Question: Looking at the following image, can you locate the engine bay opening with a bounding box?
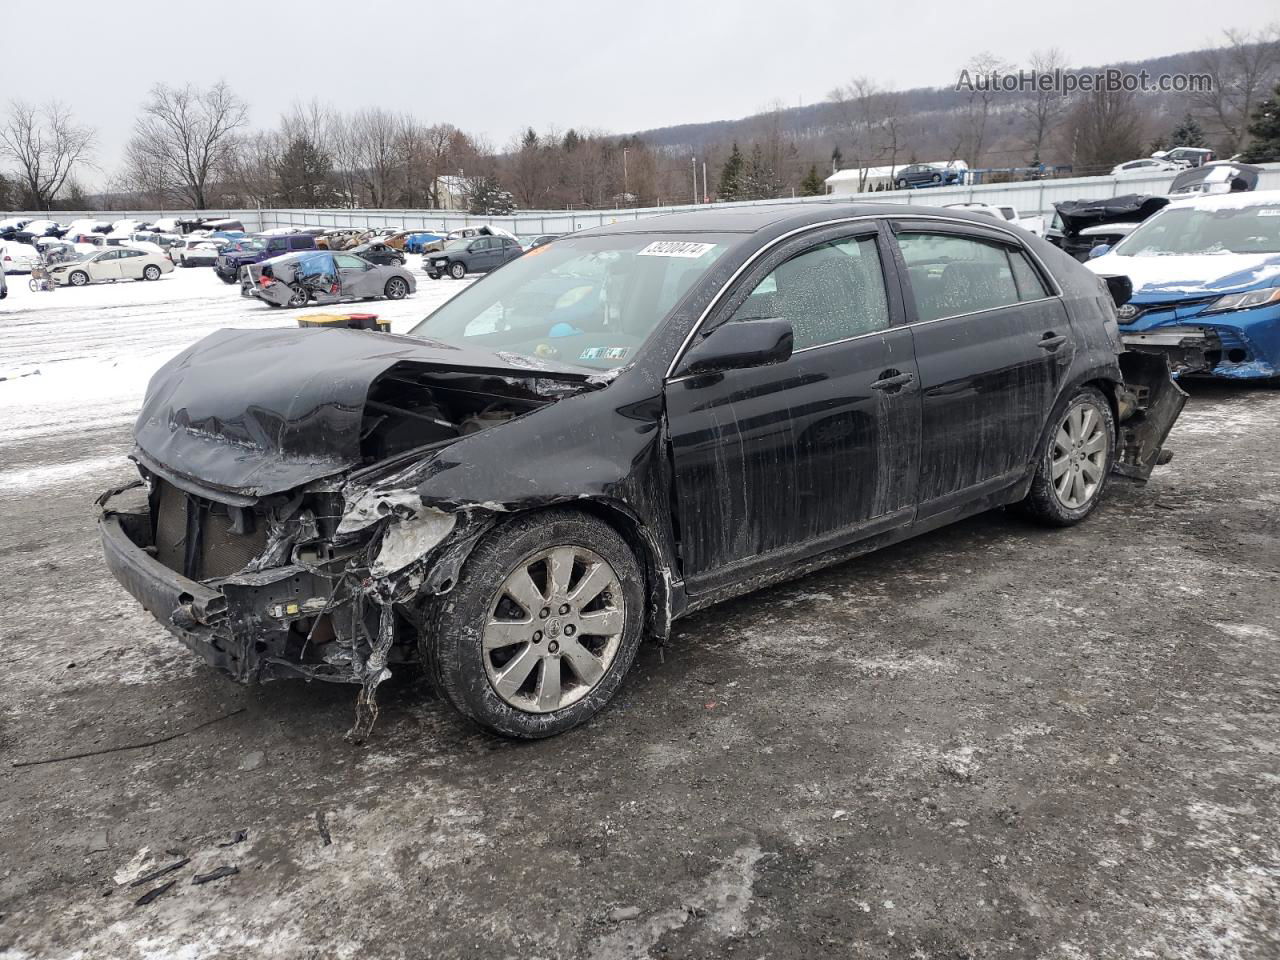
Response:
[359,363,556,462]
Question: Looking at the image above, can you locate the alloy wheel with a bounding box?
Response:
[483,546,625,713]
[1052,402,1108,509]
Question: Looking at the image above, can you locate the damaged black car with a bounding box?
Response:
[100,203,1185,739]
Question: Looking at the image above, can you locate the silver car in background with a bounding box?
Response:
[241,250,416,308]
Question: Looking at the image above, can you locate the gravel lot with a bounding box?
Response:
[1,266,1277,959]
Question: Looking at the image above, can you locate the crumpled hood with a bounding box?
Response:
[134,326,593,498]
[1087,252,1280,300]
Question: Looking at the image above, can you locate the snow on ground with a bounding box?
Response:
[0,263,470,485]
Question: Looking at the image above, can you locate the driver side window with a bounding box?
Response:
[727,235,891,350]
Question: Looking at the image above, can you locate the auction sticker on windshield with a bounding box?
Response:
[637,240,717,258]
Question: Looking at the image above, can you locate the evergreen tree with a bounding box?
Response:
[717,142,745,202]
[1243,82,1280,163]
[562,129,582,152]
[1167,113,1208,148]
[276,136,334,207]
[800,164,825,196]
[743,143,782,200]
[467,176,516,215]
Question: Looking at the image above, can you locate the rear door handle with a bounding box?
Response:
[1038,333,1068,351]
[872,370,914,393]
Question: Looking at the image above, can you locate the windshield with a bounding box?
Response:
[409,233,736,371]
[1114,204,1280,257]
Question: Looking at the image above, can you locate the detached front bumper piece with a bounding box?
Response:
[99,488,363,684]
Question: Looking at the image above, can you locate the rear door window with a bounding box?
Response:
[896,232,1026,322]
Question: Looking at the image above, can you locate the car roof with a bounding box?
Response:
[1163,188,1280,213]
[574,201,1017,237]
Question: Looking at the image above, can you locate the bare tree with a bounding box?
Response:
[828,77,886,189]
[1070,86,1146,172]
[349,108,399,207]
[127,81,248,208]
[0,100,95,208]
[958,52,1012,168]
[1190,26,1280,154]
[1020,48,1069,165]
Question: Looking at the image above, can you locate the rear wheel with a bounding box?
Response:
[424,510,645,738]
[449,261,466,280]
[1021,386,1115,526]
[287,283,308,308]
[143,264,161,281]
[384,276,408,300]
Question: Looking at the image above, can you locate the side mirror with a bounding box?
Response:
[674,317,794,378]
[1087,243,1111,259]
[1100,274,1133,308]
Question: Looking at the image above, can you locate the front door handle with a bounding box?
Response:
[871,370,914,393]
[1038,333,1068,352]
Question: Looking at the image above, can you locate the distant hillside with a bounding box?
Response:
[629,47,1218,157]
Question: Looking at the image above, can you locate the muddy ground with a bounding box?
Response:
[1,277,1278,958]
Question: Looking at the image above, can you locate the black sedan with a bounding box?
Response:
[349,241,406,267]
[425,234,523,279]
[98,203,1184,740]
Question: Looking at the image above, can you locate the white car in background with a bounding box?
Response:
[178,237,222,266]
[47,247,174,286]
[1,242,40,273]
[942,202,1045,237]
[1111,158,1180,177]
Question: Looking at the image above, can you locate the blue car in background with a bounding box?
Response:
[1087,191,1280,380]
[404,232,444,254]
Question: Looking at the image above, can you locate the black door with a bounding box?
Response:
[664,223,921,594]
[889,221,1073,519]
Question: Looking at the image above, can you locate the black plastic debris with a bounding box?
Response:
[192,865,239,885]
[129,858,190,888]
[134,879,177,907]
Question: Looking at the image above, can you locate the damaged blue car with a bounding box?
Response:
[1087,191,1280,379]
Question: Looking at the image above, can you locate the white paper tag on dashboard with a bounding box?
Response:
[637,241,716,258]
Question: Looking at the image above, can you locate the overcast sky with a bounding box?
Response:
[4,0,1278,186]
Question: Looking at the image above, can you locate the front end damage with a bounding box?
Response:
[100,325,603,738]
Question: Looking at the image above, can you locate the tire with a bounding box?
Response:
[427,272,441,280]
[384,276,408,300]
[931,173,942,183]
[1020,386,1116,527]
[897,179,908,189]
[69,270,89,287]
[217,271,236,284]
[143,264,161,281]
[424,509,646,739]
[287,283,308,308]
[449,261,466,280]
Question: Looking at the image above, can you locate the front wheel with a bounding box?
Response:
[69,270,89,287]
[1021,386,1115,526]
[931,173,942,183]
[217,271,236,284]
[424,510,645,738]
[449,261,466,280]
[426,271,441,280]
[384,276,408,300]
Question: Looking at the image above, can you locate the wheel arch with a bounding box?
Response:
[422,498,674,641]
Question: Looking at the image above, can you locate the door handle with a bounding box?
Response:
[1038,333,1068,351]
[871,370,914,393]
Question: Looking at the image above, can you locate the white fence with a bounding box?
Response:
[7,163,1279,238]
